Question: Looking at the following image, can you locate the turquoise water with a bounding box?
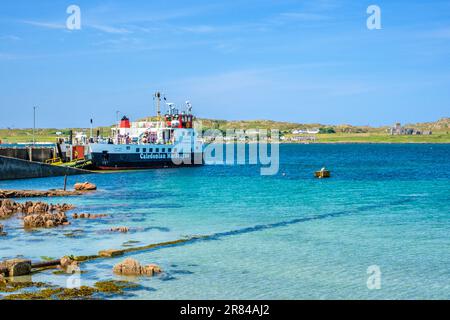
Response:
[1,144,449,299]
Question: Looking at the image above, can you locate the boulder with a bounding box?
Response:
[145,264,163,274]
[0,224,5,236]
[98,249,125,258]
[110,226,129,233]
[75,213,107,220]
[2,259,32,277]
[49,203,75,212]
[31,202,49,214]
[113,258,162,276]
[89,214,107,219]
[23,211,68,229]
[74,182,97,191]
[0,199,22,219]
[60,256,80,273]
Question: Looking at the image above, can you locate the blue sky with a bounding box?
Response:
[0,0,449,128]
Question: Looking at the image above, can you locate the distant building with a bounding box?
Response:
[291,129,319,134]
[289,135,317,142]
[390,123,403,135]
[390,123,431,136]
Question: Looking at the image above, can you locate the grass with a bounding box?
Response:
[0,127,110,144]
[312,132,450,143]
[1,121,449,144]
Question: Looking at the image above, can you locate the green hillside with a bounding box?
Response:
[1,118,449,144]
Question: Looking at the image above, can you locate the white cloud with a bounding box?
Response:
[179,25,218,34]
[89,24,132,34]
[278,12,329,21]
[21,20,66,29]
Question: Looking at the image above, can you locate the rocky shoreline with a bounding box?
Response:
[0,183,171,300]
[0,199,74,228]
[0,189,84,199]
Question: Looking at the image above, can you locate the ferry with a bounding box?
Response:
[87,92,203,170]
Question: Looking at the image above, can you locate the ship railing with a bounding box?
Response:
[45,157,62,164]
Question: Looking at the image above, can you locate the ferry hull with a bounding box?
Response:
[90,152,203,170]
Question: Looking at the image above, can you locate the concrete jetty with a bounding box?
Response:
[0,155,91,181]
[0,146,55,163]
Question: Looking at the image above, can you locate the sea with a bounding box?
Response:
[1,144,449,299]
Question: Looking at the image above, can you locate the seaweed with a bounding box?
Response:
[40,256,56,261]
[94,280,140,294]
[52,270,87,275]
[1,280,140,300]
[0,281,49,293]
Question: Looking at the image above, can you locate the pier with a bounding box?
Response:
[0,155,91,181]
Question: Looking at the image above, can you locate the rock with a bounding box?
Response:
[60,256,76,268]
[90,214,107,219]
[0,273,6,285]
[60,256,80,273]
[23,211,68,229]
[21,201,74,217]
[31,202,49,214]
[0,189,84,199]
[145,264,163,274]
[2,259,32,277]
[0,199,22,219]
[98,249,125,258]
[113,258,162,276]
[110,226,129,233]
[75,213,107,220]
[0,224,5,236]
[113,258,141,276]
[49,203,75,213]
[74,182,97,191]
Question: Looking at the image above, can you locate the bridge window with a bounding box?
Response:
[143,148,146,153]
[136,148,140,152]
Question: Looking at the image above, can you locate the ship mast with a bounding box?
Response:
[154,91,161,121]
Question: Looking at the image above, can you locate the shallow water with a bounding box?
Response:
[1,144,449,299]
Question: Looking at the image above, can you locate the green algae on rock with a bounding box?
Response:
[0,280,49,293]
[1,280,141,300]
[94,280,140,294]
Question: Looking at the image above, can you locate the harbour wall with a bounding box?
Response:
[0,147,54,163]
[0,155,91,181]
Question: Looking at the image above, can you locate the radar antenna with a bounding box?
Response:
[166,102,176,115]
[185,101,192,114]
